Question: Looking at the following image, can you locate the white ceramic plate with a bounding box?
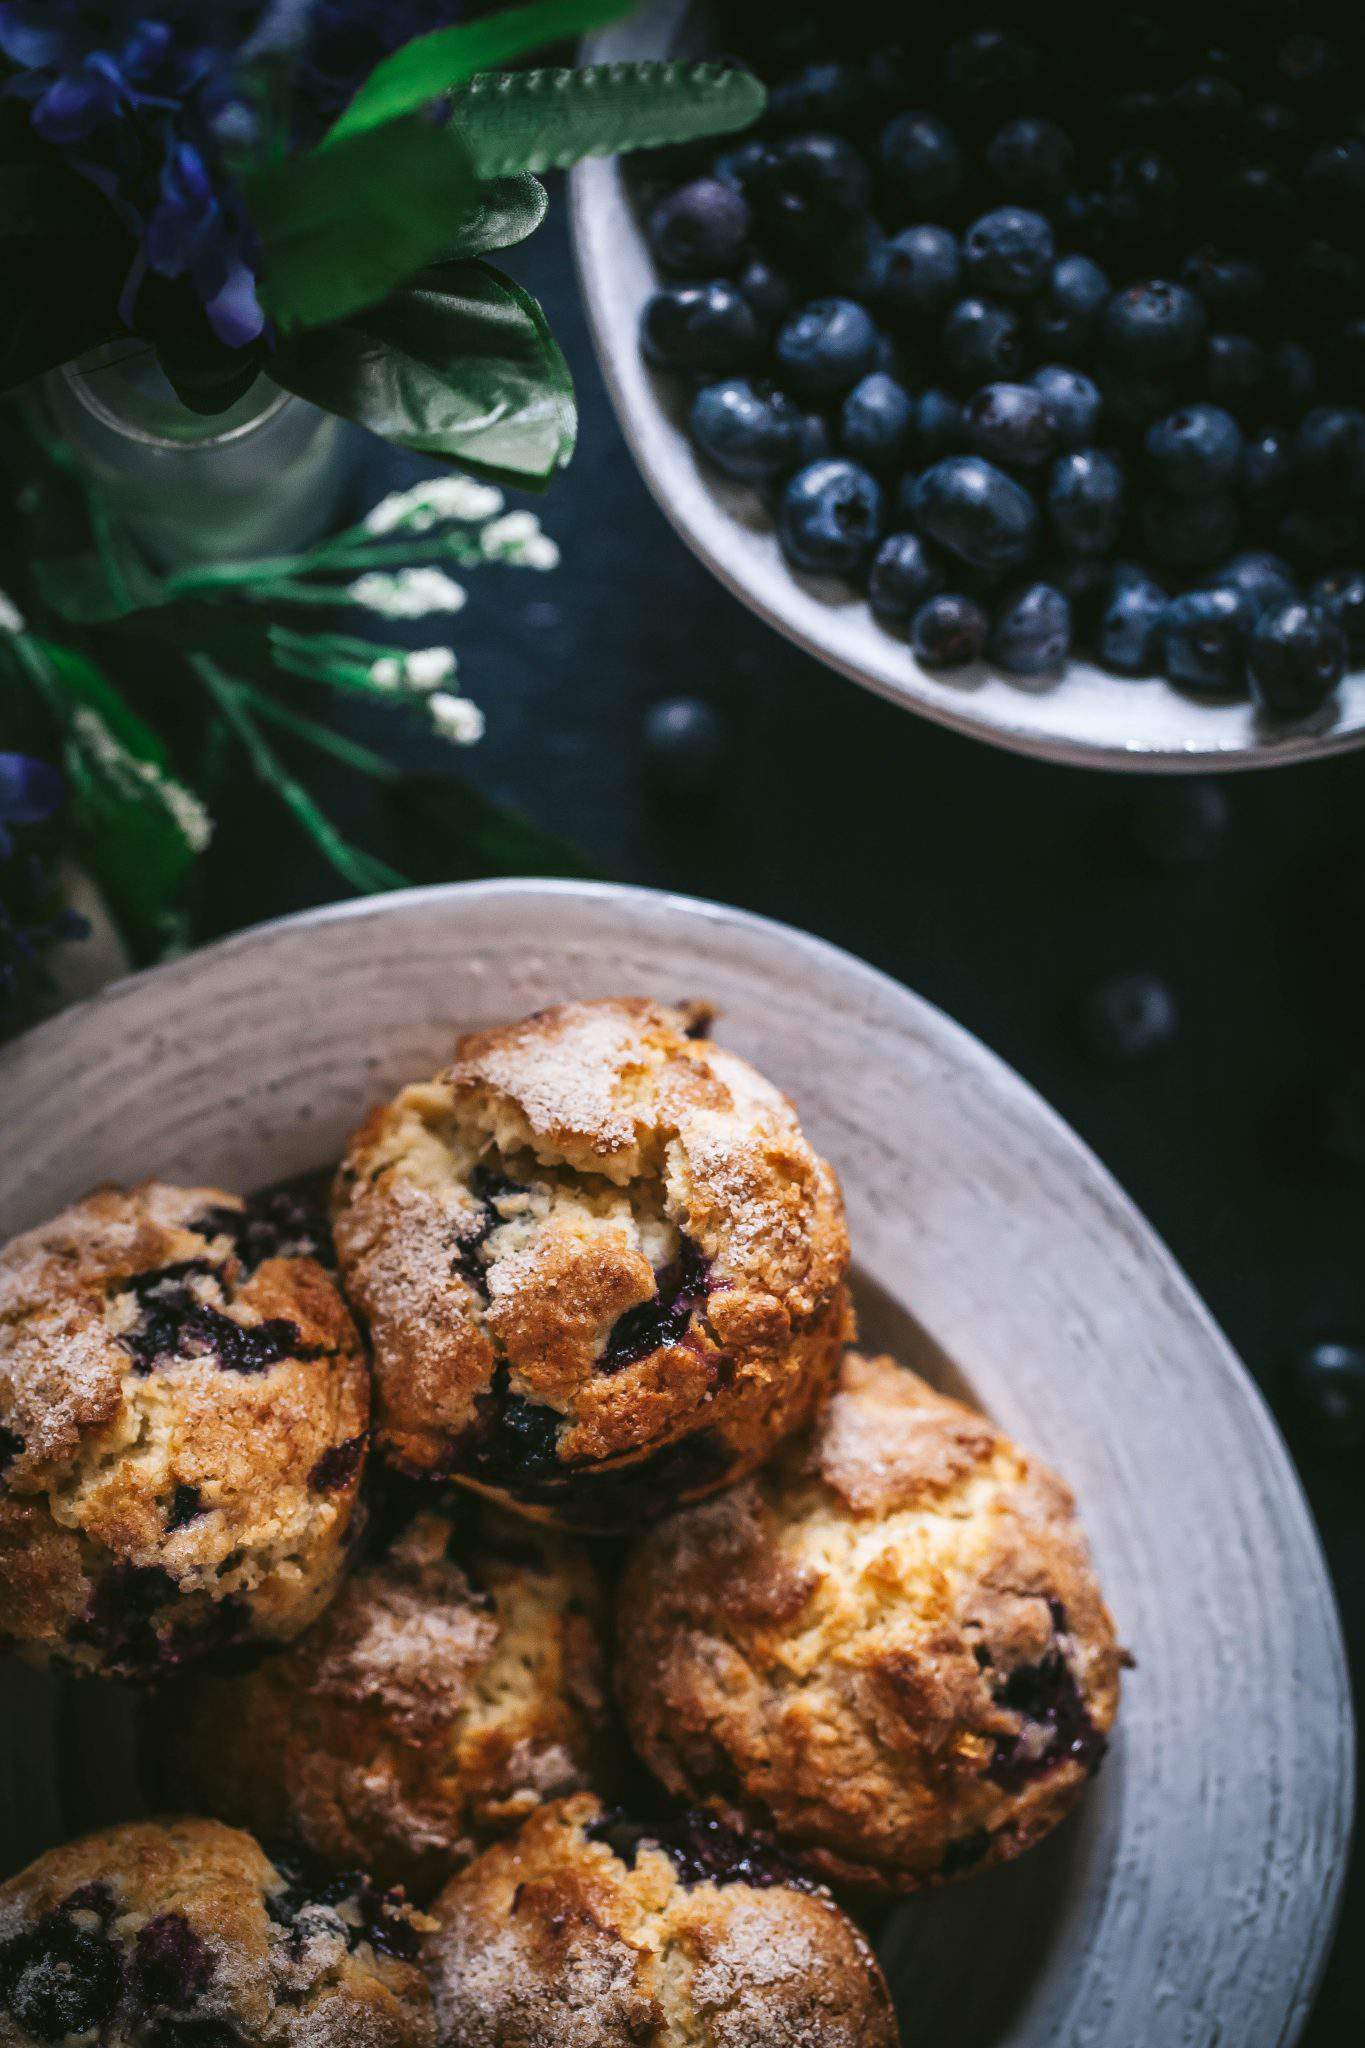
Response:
[570,0,1365,773]
[0,880,1352,2046]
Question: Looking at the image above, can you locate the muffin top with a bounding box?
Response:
[618,1351,1122,1891]
[424,1794,898,2048]
[0,1184,368,1678]
[165,1494,610,1894]
[0,1817,434,2047]
[333,1000,850,1513]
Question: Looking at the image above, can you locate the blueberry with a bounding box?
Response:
[1212,161,1294,236]
[1094,368,1179,436]
[868,533,947,627]
[1203,335,1267,415]
[1276,32,1342,93]
[0,1915,122,2041]
[1051,558,1111,642]
[1081,971,1178,1062]
[1097,567,1168,675]
[1279,507,1362,572]
[711,139,770,195]
[688,379,803,482]
[1146,404,1242,497]
[1141,493,1240,571]
[880,225,961,325]
[819,218,888,302]
[640,283,761,375]
[1292,241,1362,319]
[1241,428,1294,514]
[1104,147,1180,242]
[909,388,965,463]
[839,372,913,475]
[1328,317,1365,392]
[1048,448,1126,555]
[909,456,1039,571]
[1030,366,1102,448]
[1311,569,1365,661]
[1293,408,1365,505]
[1285,1339,1365,1451]
[1032,253,1110,355]
[749,134,872,260]
[1216,550,1298,625]
[910,593,989,668]
[791,412,832,468]
[963,207,1055,299]
[1269,341,1317,418]
[766,59,866,135]
[1303,138,1365,217]
[648,178,750,277]
[1169,72,1245,141]
[1162,586,1246,691]
[778,458,883,576]
[1180,246,1266,322]
[1246,100,1301,156]
[775,297,879,400]
[1102,280,1208,371]
[943,29,1040,108]
[878,111,963,212]
[1245,601,1347,717]
[991,581,1071,675]
[986,117,1075,202]
[964,382,1056,469]
[736,257,795,336]
[941,297,1025,386]
[643,698,726,798]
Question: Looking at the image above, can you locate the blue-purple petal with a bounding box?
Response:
[0,4,73,70]
[32,64,120,144]
[203,257,265,348]
[0,753,66,828]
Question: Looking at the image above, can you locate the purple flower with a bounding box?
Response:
[0,754,85,1013]
[0,752,65,861]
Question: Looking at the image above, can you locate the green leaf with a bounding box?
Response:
[272,259,576,485]
[452,61,767,177]
[439,172,549,259]
[324,0,634,146]
[384,773,598,884]
[248,115,480,329]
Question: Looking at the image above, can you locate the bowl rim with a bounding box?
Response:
[569,0,1365,774]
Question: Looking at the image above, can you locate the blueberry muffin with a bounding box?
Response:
[332,1000,852,1528]
[164,1494,611,1894]
[0,1185,368,1679]
[0,1816,434,2046]
[423,1794,898,2048]
[618,1351,1122,1892]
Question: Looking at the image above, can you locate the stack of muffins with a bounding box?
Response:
[0,998,1122,2047]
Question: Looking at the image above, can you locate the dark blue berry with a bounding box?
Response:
[1245,601,1346,717]
[1246,100,1301,155]
[868,533,947,627]
[779,458,883,576]
[1030,366,1102,448]
[878,111,963,211]
[880,225,961,325]
[1285,1339,1365,1452]
[909,456,1039,571]
[819,218,888,302]
[1081,971,1178,1062]
[643,699,725,798]
[1094,368,1178,435]
[1141,493,1240,571]
[840,372,914,474]
[640,284,761,375]
[986,117,1075,202]
[1032,254,1110,355]
[1104,147,1180,242]
[1241,428,1294,514]
[1162,586,1246,691]
[1170,73,1245,141]
[648,178,750,277]
[688,379,802,482]
[964,382,1056,468]
[1048,449,1126,555]
[1216,550,1298,626]
[1292,241,1362,319]
[1212,160,1293,235]
[1180,246,1266,322]
[749,134,872,260]
[991,581,1071,675]
[711,139,770,195]
[775,297,879,400]
[1293,408,1365,505]
[1102,280,1208,371]
[1146,403,1242,497]
[766,60,866,135]
[1279,507,1362,572]
[1051,558,1111,641]
[910,388,965,462]
[1269,341,1317,418]
[1304,138,1365,216]
[1311,569,1365,661]
[0,1914,122,2042]
[940,297,1025,386]
[944,29,1040,107]
[910,593,989,668]
[1097,567,1168,675]
[1203,334,1267,414]
[736,257,795,336]
[963,207,1055,299]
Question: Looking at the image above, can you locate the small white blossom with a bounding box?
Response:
[71,708,213,852]
[349,568,467,619]
[368,656,404,690]
[363,476,505,536]
[480,511,560,570]
[428,692,485,745]
[0,588,26,634]
[404,646,459,688]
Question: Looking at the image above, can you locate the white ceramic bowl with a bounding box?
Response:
[570,0,1365,773]
[0,880,1351,2046]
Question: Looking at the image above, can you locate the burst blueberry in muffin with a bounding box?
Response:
[164,1492,611,1893]
[423,1793,898,2048]
[0,1817,433,2046]
[331,1000,852,1529]
[0,1185,368,1679]
[617,1351,1121,1891]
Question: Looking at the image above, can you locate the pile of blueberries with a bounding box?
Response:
[634,5,1365,714]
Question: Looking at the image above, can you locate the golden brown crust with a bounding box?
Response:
[332,1001,851,1527]
[0,1817,434,2046]
[617,1353,1122,1894]
[164,1502,611,1895]
[0,1184,368,1678]
[424,1796,898,2048]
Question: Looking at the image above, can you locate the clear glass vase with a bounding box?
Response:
[38,342,361,569]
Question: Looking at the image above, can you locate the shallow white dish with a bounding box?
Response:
[0,878,1352,2045]
[570,0,1365,773]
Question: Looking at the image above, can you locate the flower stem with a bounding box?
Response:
[234,683,403,780]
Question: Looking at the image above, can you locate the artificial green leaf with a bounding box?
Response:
[31,545,165,626]
[324,0,634,146]
[384,773,598,884]
[439,172,549,260]
[272,259,576,485]
[248,115,479,329]
[452,61,767,177]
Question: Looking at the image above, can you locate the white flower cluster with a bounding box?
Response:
[427,692,485,745]
[349,567,468,619]
[70,707,213,852]
[363,476,506,536]
[368,646,459,691]
[480,511,560,571]
[0,588,26,635]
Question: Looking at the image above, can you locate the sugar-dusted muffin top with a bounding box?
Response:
[618,1351,1122,1891]
[164,1492,611,1894]
[332,1000,851,1528]
[0,1184,368,1679]
[423,1794,899,2048]
[0,1816,434,2047]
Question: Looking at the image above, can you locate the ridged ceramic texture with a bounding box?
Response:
[569,0,1365,772]
[0,881,1352,2046]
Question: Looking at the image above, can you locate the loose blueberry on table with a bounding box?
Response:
[634,10,1365,711]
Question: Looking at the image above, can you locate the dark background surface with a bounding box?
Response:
[198,193,1362,2035]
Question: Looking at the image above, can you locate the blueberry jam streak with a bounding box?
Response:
[451,1164,527,1291]
[130,1914,214,2010]
[988,1643,1106,1790]
[309,1433,367,1494]
[193,1190,334,1272]
[586,1809,812,1892]
[117,1262,307,1376]
[166,1484,205,1531]
[265,1853,419,1963]
[70,1567,250,1678]
[0,1904,122,2042]
[597,1237,712,1374]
